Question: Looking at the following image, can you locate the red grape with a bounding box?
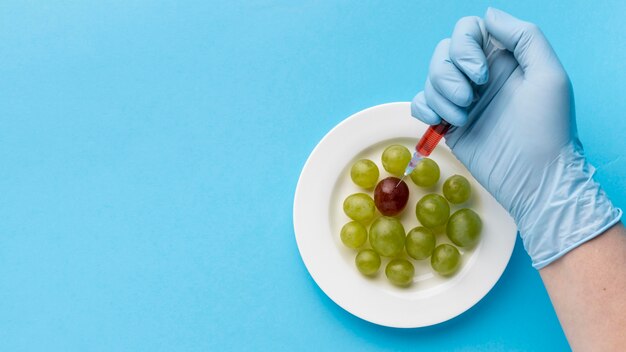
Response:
[374,177,409,216]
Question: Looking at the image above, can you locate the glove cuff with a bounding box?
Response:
[517,142,623,269]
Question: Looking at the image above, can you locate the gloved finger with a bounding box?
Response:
[449,16,489,85]
[429,38,474,107]
[424,78,468,126]
[484,7,561,75]
[411,91,442,125]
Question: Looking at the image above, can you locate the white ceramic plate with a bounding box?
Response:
[293,102,517,328]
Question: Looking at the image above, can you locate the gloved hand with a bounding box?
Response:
[411,8,622,269]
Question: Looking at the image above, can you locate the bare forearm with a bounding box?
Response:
[540,222,626,351]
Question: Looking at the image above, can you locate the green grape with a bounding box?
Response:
[369,216,405,257]
[447,209,482,247]
[409,158,440,187]
[431,244,461,276]
[381,145,411,176]
[406,226,436,260]
[350,159,380,189]
[343,193,376,223]
[385,259,415,286]
[442,175,471,204]
[340,221,368,249]
[415,194,450,228]
[355,249,381,276]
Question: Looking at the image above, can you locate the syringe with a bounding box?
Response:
[396,121,451,186]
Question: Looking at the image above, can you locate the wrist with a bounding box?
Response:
[515,141,622,269]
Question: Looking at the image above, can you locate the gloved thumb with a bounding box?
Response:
[484,7,561,76]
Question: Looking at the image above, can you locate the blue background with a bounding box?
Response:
[1,1,624,351]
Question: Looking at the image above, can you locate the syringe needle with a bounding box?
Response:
[395,176,406,188]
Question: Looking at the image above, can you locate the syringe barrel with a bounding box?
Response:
[416,121,451,157]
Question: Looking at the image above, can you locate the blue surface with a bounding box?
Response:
[1,1,624,351]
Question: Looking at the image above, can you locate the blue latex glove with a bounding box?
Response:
[411,8,622,269]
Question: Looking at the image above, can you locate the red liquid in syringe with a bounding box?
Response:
[416,121,452,156]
